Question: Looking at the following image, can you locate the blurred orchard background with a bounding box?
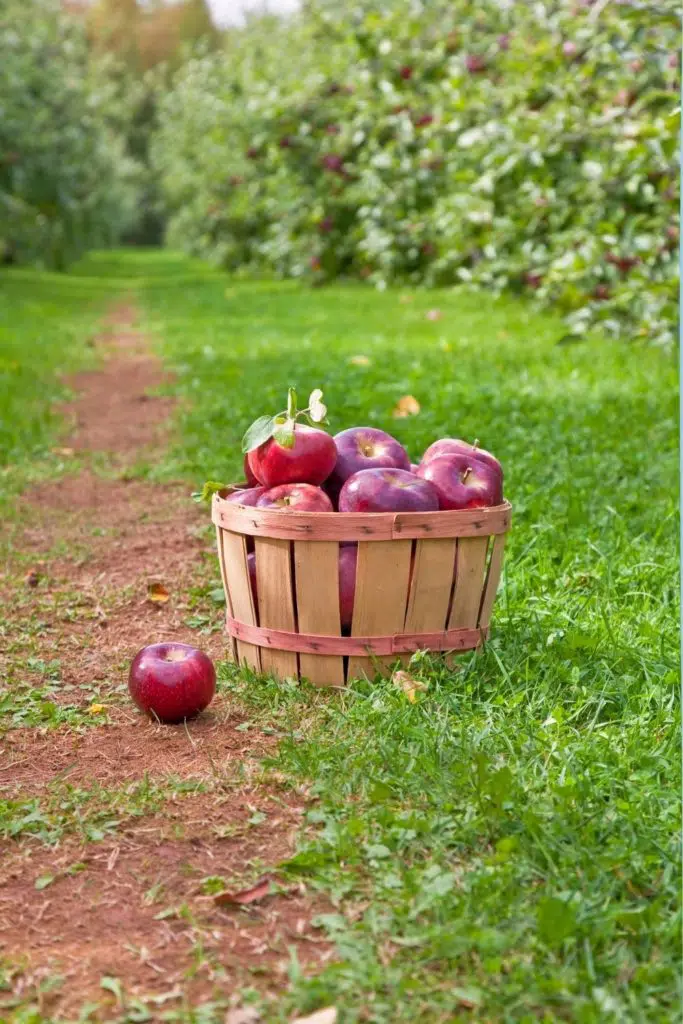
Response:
[1,0,679,345]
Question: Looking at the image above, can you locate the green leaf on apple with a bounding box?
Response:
[272,417,296,448]
[242,414,276,453]
[191,480,229,503]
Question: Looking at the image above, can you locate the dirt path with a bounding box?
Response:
[0,303,326,1019]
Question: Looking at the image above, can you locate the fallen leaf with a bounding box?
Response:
[213,875,273,908]
[292,1010,338,1024]
[393,670,428,703]
[51,446,75,457]
[147,582,170,604]
[226,1008,261,1024]
[426,308,442,321]
[24,569,41,588]
[349,354,371,367]
[89,704,107,715]
[392,395,421,418]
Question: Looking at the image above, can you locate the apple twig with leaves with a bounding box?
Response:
[242,387,328,453]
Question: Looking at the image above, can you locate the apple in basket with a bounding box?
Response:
[224,486,264,506]
[420,438,502,482]
[326,426,410,501]
[257,483,333,512]
[417,454,503,509]
[339,468,440,513]
[128,643,215,724]
[244,388,337,488]
[248,546,357,630]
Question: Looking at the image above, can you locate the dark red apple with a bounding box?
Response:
[248,551,257,604]
[417,455,502,510]
[420,438,502,482]
[128,643,215,724]
[248,424,337,488]
[339,544,357,630]
[410,463,420,473]
[339,468,439,513]
[256,482,333,512]
[243,454,260,487]
[224,486,264,507]
[327,427,410,501]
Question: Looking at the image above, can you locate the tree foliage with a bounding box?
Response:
[0,0,140,269]
[152,0,680,344]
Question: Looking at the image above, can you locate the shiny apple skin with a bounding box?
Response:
[420,438,502,480]
[339,468,440,513]
[417,454,503,509]
[339,544,357,630]
[128,643,216,724]
[256,482,334,512]
[224,486,265,507]
[327,426,410,499]
[248,424,337,487]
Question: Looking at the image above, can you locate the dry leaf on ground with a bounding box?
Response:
[292,1009,338,1024]
[349,354,371,367]
[214,875,274,908]
[146,582,170,604]
[24,569,41,587]
[392,395,420,418]
[393,670,428,703]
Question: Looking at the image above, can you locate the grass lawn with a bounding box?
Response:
[1,250,679,1022]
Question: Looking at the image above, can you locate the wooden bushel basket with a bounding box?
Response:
[212,490,511,686]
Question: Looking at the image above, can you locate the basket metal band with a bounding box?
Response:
[225,616,487,656]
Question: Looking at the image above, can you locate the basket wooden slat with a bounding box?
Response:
[348,540,413,679]
[221,530,261,671]
[254,537,298,679]
[479,534,507,630]
[295,540,345,687]
[449,536,490,630]
[212,493,511,685]
[404,538,457,636]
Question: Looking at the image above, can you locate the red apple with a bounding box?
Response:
[420,438,502,482]
[256,482,333,512]
[339,544,357,630]
[248,551,257,604]
[339,468,439,513]
[224,486,264,507]
[243,454,260,487]
[128,643,216,724]
[417,455,503,510]
[327,427,410,500]
[248,424,337,488]
[410,463,420,473]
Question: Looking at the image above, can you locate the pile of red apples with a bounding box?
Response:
[229,389,504,631]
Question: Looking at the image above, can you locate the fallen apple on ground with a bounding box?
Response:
[256,482,333,512]
[128,643,216,724]
[339,468,440,513]
[417,454,503,509]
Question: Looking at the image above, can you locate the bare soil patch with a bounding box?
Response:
[0,300,326,1018]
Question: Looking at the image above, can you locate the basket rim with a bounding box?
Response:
[212,488,511,541]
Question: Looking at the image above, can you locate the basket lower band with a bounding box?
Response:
[225,616,487,656]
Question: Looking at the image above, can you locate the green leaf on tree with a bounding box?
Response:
[242,415,276,453]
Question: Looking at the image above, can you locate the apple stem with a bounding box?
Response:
[462,466,472,482]
[287,387,297,420]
